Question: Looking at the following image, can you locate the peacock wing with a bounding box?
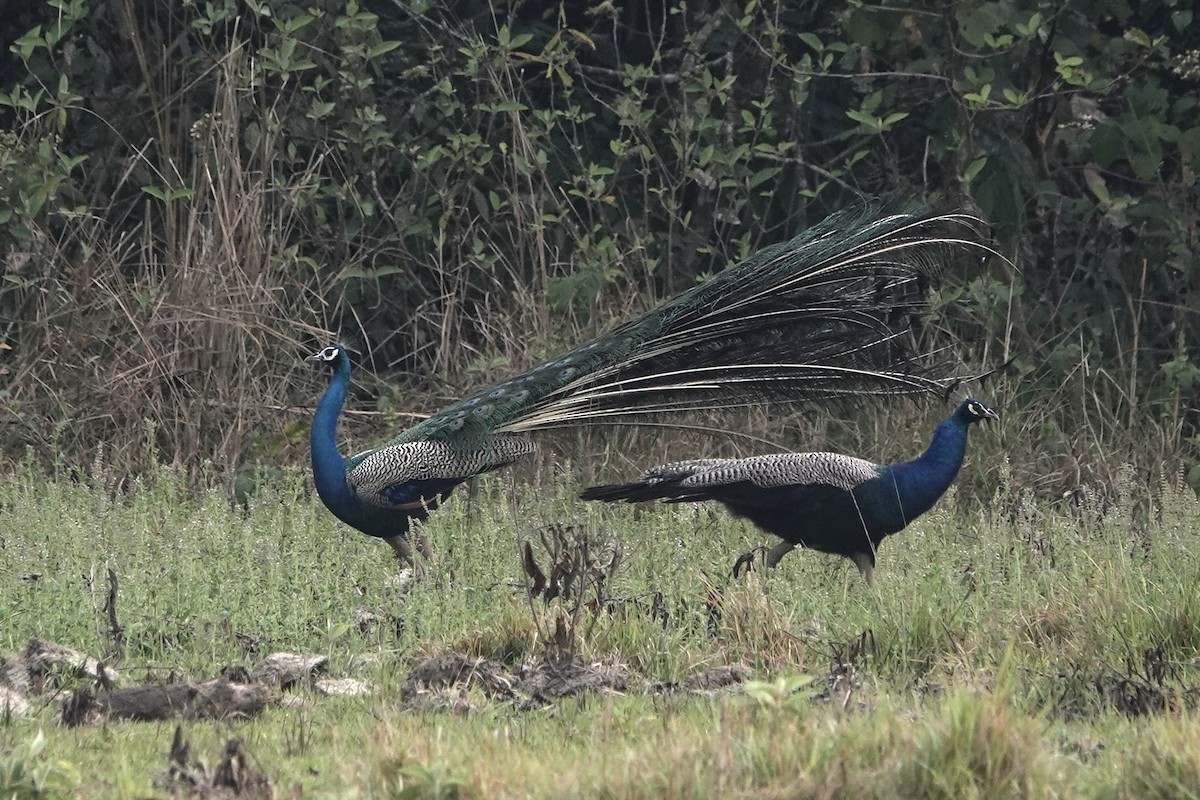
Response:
[682,479,858,516]
[579,458,738,503]
[709,452,883,491]
[637,458,735,483]
[347,437,535,508]
[647,452,880,504]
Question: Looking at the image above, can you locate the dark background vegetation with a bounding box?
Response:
[0,0,1196,498]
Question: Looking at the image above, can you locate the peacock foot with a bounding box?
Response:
[731,546,764,578]
[731,541,797,578]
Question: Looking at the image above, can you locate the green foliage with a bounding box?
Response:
[384,763,473,800]
[0,0,87,300]
[741,674,815,707]
[0,732,81,800]
[0,0,1196,483]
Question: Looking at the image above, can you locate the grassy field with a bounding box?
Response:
[2,459,1200,799]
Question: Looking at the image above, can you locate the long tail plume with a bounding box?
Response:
[394,205,999,447]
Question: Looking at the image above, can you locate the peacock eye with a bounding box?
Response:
[322,347,338,360]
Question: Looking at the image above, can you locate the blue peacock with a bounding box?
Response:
[309,206,996,560]
[580,398,999,586]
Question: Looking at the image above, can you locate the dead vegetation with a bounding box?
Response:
[0,635,755,729]
[399,651,630,713]
[161,726,272,799]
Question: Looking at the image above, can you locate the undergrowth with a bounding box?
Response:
[0,460,1198,797]
[1,0,1197,496]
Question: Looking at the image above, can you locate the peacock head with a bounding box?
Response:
[957,397,999,425]
[307,343,351,377]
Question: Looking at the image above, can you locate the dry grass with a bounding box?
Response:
[1,47,333,481]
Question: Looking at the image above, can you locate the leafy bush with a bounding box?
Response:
[0,0,1195,490]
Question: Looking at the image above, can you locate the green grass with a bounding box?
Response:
[2,462,1200,798]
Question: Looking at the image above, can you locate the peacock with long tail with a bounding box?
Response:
[580,397,998,586]
[309,205,996,560]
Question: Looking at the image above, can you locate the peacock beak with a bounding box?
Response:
[982,406,1000,421]
[306,351,325,362]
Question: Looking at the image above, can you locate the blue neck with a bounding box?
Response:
[875,411,971,526]
[312,357,354,519]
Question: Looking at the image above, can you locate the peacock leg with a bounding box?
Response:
[850,551,876,589]
[764,541,796,568]
[731,546,768,577]
[415,530,432,559]
[384,535,413,562]
[383,535,420,563]
[731,542,794,577]
[384,528,433,570]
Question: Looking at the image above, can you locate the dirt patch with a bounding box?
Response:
[517,656,628,699]
[1,638,124,718]
[688,663,751,690]
[399,652,629,710]
[0,638,340,726]
[0,652,31,695]
[0,685,30,716]
[401,653,508,698]
[22,638,119,691]
[5,636,758,725]
[316,677,373,697]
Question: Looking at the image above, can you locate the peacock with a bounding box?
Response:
[309,205,997,560]
[579,397,998,586]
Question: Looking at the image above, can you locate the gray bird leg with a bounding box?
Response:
[384,533,432,564]
[384,535,413,562]
[851,551,876,589]
[732,541,797,576]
